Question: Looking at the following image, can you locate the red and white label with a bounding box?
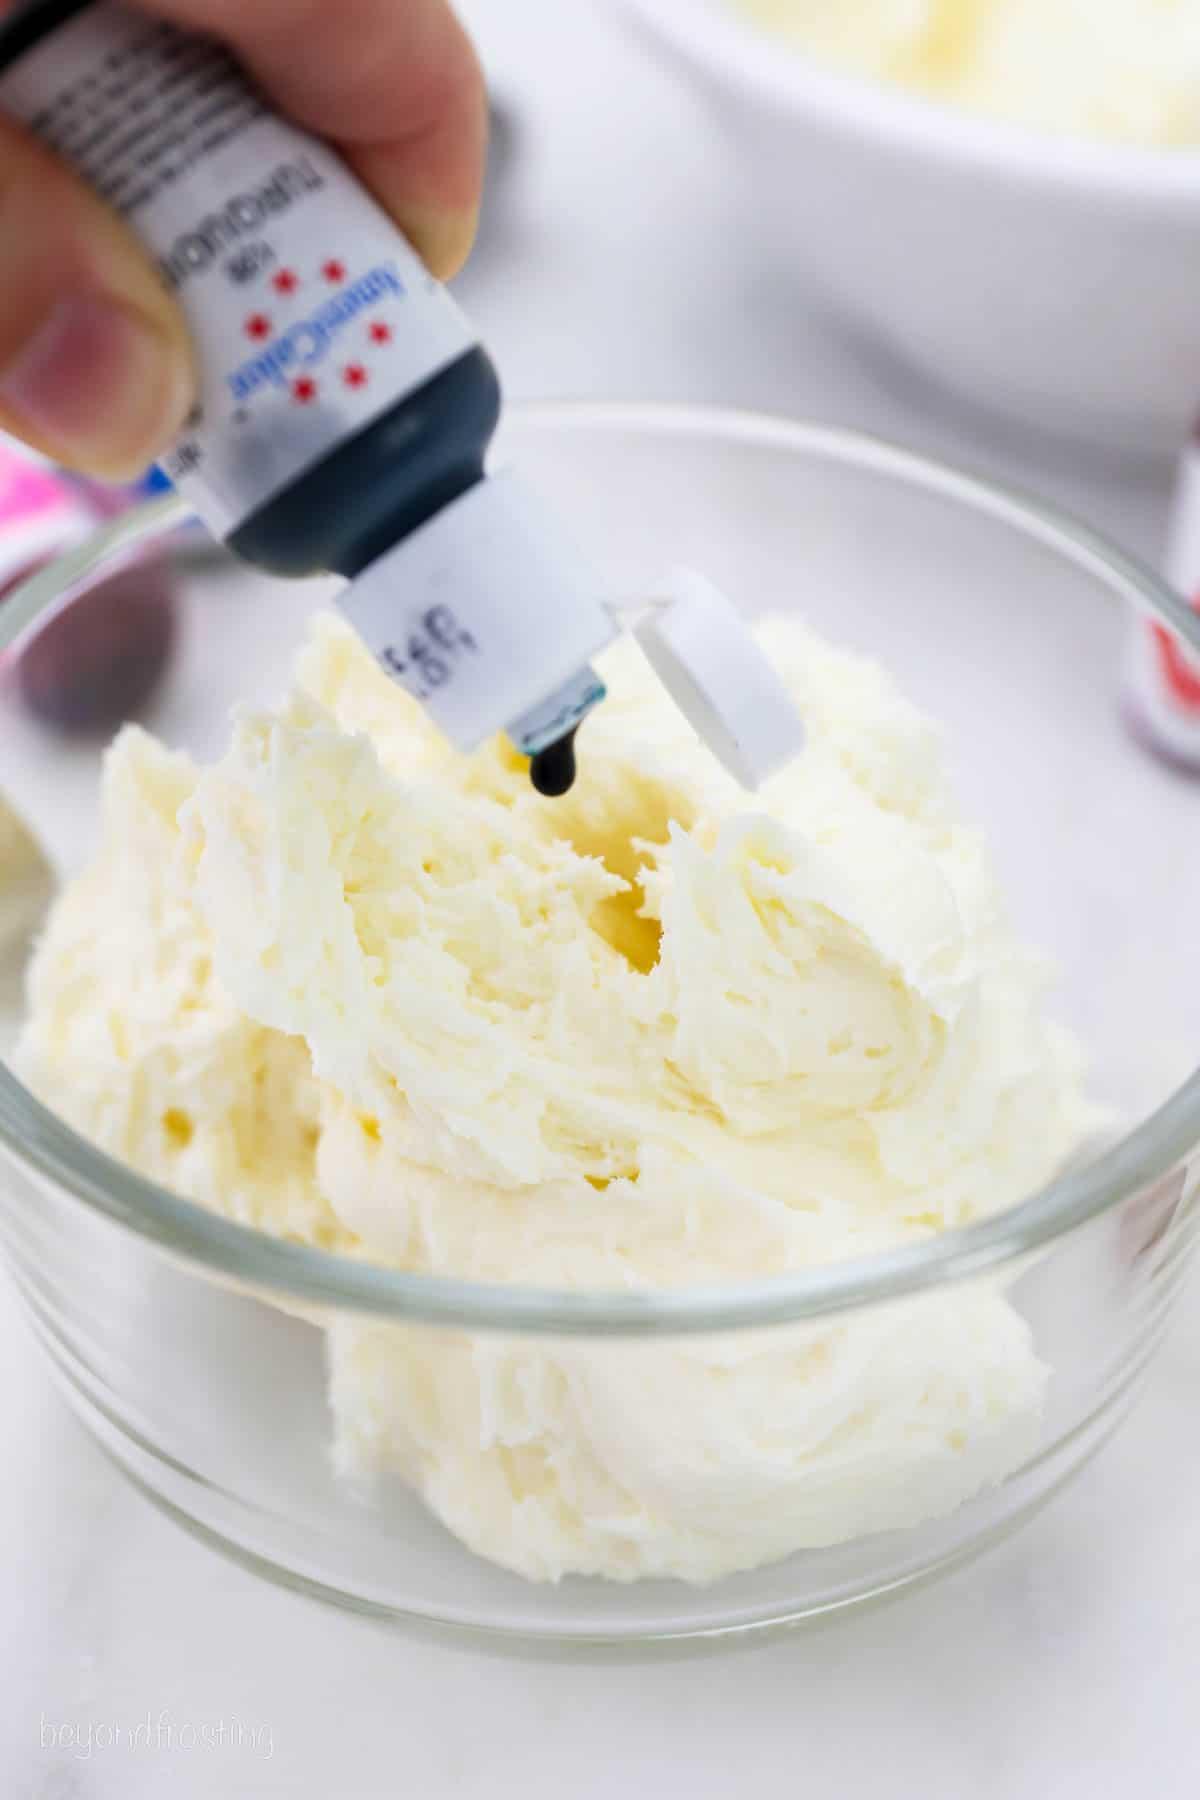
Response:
[1127,441,1200,767]
[0,3,476,539]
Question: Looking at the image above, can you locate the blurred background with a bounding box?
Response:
[453,0,1185,563]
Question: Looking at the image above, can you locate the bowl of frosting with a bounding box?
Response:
[617,0,1200,457]
[0,403,1197,1641]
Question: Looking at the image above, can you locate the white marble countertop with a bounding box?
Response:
[5,3,1199,1794]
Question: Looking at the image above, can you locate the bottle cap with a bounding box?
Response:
[633,569,805,787]
[339,472,617,752]
[341,489,806,788]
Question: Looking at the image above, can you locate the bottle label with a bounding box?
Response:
[1127,440,1200,768]
[0,2,477,538]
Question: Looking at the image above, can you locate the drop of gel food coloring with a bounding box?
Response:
[529,728,580,797]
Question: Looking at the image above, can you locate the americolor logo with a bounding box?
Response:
[228,265,404,403]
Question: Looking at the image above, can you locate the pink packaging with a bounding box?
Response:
[0,436,93,589]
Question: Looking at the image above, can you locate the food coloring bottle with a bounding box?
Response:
[0,0,612,793]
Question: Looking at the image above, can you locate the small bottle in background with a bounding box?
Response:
[1125,425,1200,774]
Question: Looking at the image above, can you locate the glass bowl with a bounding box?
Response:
[0,404,1197,1644]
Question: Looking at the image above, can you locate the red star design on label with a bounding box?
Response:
[244,313,272,341]
[292,377,318,404]
[272,269,299,295]
[369,321,393,345]
[322,259,347,284]
[343,364,368,389]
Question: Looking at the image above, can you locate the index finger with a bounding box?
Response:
[144,0,487,278]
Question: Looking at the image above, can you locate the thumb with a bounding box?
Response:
[0,115,194,480]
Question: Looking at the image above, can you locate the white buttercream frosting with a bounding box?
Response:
[0,792,52,962]
[15,612,1091,1582]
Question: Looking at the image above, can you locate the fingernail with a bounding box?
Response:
[401,202,481,282]
[0,294,192,478]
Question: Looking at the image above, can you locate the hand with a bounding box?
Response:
[0,0,486,479]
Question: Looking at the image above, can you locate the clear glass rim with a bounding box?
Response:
[1,401,1197,1337]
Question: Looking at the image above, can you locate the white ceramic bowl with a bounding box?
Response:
[617,0,1200,457]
